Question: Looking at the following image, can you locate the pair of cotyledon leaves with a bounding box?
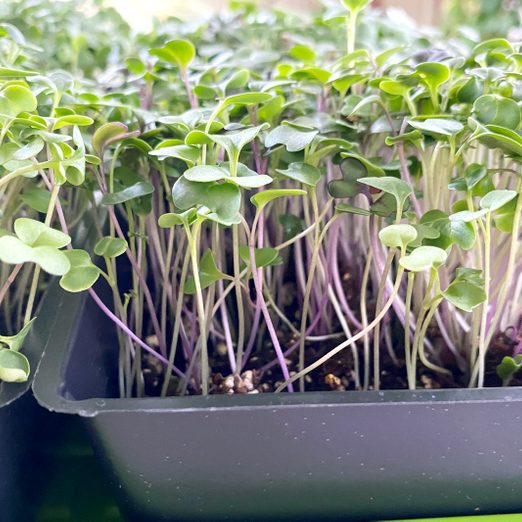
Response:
[378,224,486,313]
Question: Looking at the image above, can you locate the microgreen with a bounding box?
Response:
[1,0,520,397]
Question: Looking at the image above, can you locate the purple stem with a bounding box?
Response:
[218,279,237,374]
[87,288,185,379]
[259,286,331,375]
[329,221,363,330]
[248,218,293,392]
[242,211,265,369]
[107,206,167,357]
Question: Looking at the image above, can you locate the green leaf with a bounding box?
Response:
[92,122,139,154]
[59,250,100,293]
[0,318,36,352]
[480,189,517,212]
[496,355,522,382]
[158,209,198,228]
[408,118,463,137]
[0,236,70,275]
[473,95,521,130]
[0,84,37,118]
[358,176,412,207]
[379,79,412,97]
[209,124,268,160]
[238,246,281,268]
[290,67,331,84]
[20,186,51,213]
[0,67,38,78]
[184,165,229,183]
[279,214,304,240]
[94,237,128,258]
[265,122,318,152]
[149,144,200,164]
[172,177,241,225]
[399,246,448,272]
[101,181,154,205]
[494,196,518,233]
[12,138,44,161]
[449,163,488,192]
[457,77,482,104]
[335,204,371,216]
[223,69,250,91]
[422,210,477,250]
[476,125,522,159]
[442,267,486,313]
[185,130,212,145]
[184,249,230,294]
[289,44,316,62]
[340,153,385,177]
[415,62,450,93]
[14,218,70,248]
[0,348,29,382]
[126,57,146,76]
[251,189,306,210]
[150,39,196,69]
[378,224,417,250]
[220,92,272,108]
[450,209,488,223]
[340,0,371,12]
[328,155,384,199]
[275,162,321,187]
[472,39,514,59]
[229,174,272,189]
[385,130,423,146]
[52,115,94,131]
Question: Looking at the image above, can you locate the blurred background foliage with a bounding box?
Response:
[2,0,520,37]
[444,0,522,40]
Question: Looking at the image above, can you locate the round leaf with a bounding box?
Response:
[0,348,30,382]
[251,189,306,210]
[399,246,448,272]
[150,39,196,69]
[59,250,100,293]
[358,176,412,207]
[184,165,229,183]
[101,181,154,205]
[92,122,139,154]
[14,218,71,248]
[275,162,321,187]
[480,190,517,212]
[473,95,521,130]
[378,224,417,250]
[94,237,128,258]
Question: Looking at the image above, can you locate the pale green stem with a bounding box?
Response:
[360,251,373,391]
[276,265,405,393]
[373,249,395,391]
[404,271,415,388]
[187,221,209,395]
[298,213,338,392]
[484,179,522,347]
[346,10,358,55]
[470,212,491,388]
[416,297,451,379]
[161,248,191,397]
[23,183,60,325]
[0,160,53,191]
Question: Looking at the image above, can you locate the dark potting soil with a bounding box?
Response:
[140,323,519,396]
[132,262,521,396]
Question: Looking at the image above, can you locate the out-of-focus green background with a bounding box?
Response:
[105,0,521,41]
[106,0,441,31]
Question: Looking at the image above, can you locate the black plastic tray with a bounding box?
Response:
[33,283,522,521]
